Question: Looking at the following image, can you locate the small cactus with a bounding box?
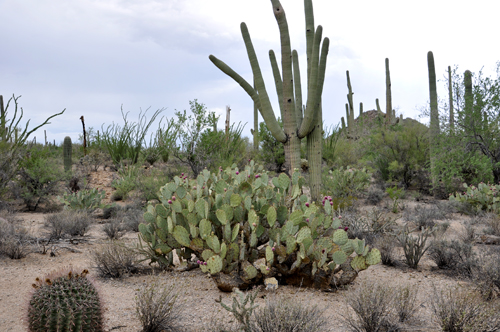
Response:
[63,136,72,172]
[27,268,104,332]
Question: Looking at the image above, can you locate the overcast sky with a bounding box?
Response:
[1,0,498,145]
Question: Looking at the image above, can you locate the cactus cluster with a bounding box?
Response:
[27,268,104,332]
[139,162,380,291]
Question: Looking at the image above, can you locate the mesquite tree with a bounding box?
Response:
[209,0,329,201]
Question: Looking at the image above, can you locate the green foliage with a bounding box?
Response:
[368,121,429,188]
[99,107,163,165]
[217,288,259,332]
[386,186,404,213]
[27,268,104,332]
[138,161,381,291]
[449,182,500,214]
[58,188,111,212]
[395,224,435,269]
[321,166,371,200]
[322,123,343,166]
[257,120,285,172]
[17,145,66,211]
[142,117,179,165]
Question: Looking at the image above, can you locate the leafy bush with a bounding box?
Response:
[135,279,184,332]
[91,241,139,278]
[257,120,285,172]
[58,188,111,212]
[111,165,141,201]
[430,285,500,332]
[16,145,65,211]
[449,182,500,215]
[385,185,404,213]
[44,210,93,237]
[138,162,381,291]
[321,166,371,201]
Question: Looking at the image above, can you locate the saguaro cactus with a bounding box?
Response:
[464,69,473,129]
[427,51,440,191]
[385,58,393,126]
[209,0,329,201]
[448,66,454,129]
[0,95,5,141]
[63,136,72,172]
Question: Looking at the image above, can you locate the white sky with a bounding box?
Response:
[1,0,498,145]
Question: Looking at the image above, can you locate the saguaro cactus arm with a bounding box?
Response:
[269,50,284,119]
[427,51,440,136]
[385,58,393,125]
[292,50,303,127]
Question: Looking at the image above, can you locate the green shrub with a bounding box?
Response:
[321,166,371,201]
[257,120,285,172]
[58,188,111,212]
[395,224,434,269]
[449,182,500,214]
[385,185,404,213]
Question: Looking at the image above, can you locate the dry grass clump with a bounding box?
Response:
[428,239,477,278]
[135,279,184,332]
[44,210,93,238]
[0,213,31,259]
[91,241,139,278]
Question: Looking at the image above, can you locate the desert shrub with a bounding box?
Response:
[16,145,65,211]
[103,219,126,239]
[342,280,397,332]
[119,206,145,232]
[460,220,478,243]
[135,166,172,203]
[111,164,141,200]
[91,241,139,278]
[474,247,500,300]
[483,213,500,236]
[393,283,420,323]
[322,166,371,200]
[374,234,398,266]
[135,279,184,332]
[251,295,328,332]
[44,210,93,237]
[395,224,434,269]
[368,122,429,189]
[217,288,259,332]
[0,216,31,259]
[366,187,385,205]
[257,120,285,172]
[385,185,405,213]
[427,239,477,277]
[342,209,396,246]
[403,204,447,231]
[430,284,500,332]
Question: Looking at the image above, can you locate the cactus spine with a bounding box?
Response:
[209,0,329,201]
[27,268,104,332]
[63,136,72,172]
[448,66,454,129]
[427,51,440,192]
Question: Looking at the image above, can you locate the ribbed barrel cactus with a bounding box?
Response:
[139,162,380,292]
[26,268,104,332]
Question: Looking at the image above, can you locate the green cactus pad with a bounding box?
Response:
[155,204,168,218]
[331,217,341,229]
[250,231,257,247]
[353,238,365,255]
[220,242,227,259]
[241,260,258,280]
[195,199,206,218]
[248,209,259,227]
[333,229,348,245]
[365,248,381,266]
[171,200,182,213]
[187,199,195,213]
[278,173,290,190]
[265,245,274,265]
[176,186,187,199]
[296,226,311,243]
[207,255,223,274]
[286,235,297,254]
[199,219,211,239]
[186,213,198,226]
[200,263,209,273]
[319,249,328,268]
[156,228,167,242]
[189,238,204,252]
[351,256,367,271]
[216,209,227,225]
[222,204,234,222]
[189,223,199,238]
[167,216,174,233]
[202,249,215,261]
[206,235,221,253]
[311,261,318,276]
[173,226,191,247]
[290,210,304,225]
[332,250,347,265]
[267,206,277,227]
[144,212,155,224]
[341,241,354,256]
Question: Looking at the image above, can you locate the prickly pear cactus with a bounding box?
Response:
[138,161,381,292]
[27,268,104,332]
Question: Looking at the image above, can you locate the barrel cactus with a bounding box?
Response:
[138,162,381,292]
[26,268,104,332]
[63,136,72,172]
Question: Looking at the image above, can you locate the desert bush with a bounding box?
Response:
[430,284,500,332]
[135,279,184,332]
[342,209,396,246]
[0,216,31,259]
[366,187,385,205]
[321,166,371,200]
[460,220,478,243]
[111,164,141,201]
[119,206,145,232]
[44,210,93,237]
[403,204,447,231]
[393,283,420,323]
[385,185,404,213]
[251,295,328,332]
[58,187,111,212]
[395,224,435,269]
[257,120,285,172]
[428,239,477,277]
[91,241,139,278]
[474,247,500,300]
[374,234,398,266]
[103,219,126,239]
[217,288,259,332]
[135,166,172,203]
[483,213,500,236]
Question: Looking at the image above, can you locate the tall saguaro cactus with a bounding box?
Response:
[0,95,5,141]
[385,58,393,126]
[448,66,454,129]
[209,0,329,201]
[63,136,72,172]
[464,70,473,129]
[427,51,440,191]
